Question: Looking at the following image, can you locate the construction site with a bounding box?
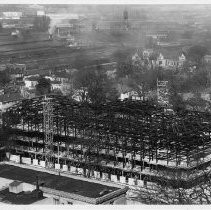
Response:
[2,4,211,205]
[1,93,211,190]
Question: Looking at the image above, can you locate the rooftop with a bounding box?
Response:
[0,188,46,205]
[51,81,62,85]
[0,164,119,199]
[9,180,22,187]
[155,48,186,60]
[24,75,39,82]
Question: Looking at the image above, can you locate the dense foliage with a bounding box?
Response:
[35,77,51,96]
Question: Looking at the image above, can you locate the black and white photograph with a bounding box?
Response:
[1,0,211,206]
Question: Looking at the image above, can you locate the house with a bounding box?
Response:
[156,53,168,67]
[132,48,186,70]
[52,71,70,84]
[146,32,168,41]
[20,87,36,99]
[155,50,186,69]
[51,71,72,95]
[204,55,211,64]
[3,12,22,19]
[0,92,23,112]
[178,53,186,67]
[117,83,142,101]
[23,75,39,90]
[37,11,45,16]
[142,49,154,59]
[131,51,145,67]
[51,81,63,92]
[119,91,141,101]
[0,179,45,205]
[9,181,24,194]
[132,52,141,62]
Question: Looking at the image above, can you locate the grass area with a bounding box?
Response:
[0,164,118,198]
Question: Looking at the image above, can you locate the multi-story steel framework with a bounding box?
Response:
[2,95,211,188]
[43,95,54,168]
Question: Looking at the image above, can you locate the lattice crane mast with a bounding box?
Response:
[157,80,169,108]
[43,95,54,168]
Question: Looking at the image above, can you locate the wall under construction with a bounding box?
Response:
[2,95,211,188]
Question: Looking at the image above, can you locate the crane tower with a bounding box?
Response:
[43,95,54,168]
[157,80,169,107]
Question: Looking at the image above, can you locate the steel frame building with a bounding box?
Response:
[2,95,211,188]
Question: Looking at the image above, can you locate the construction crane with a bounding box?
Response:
[157,80,169,107]
[43,95,54,168]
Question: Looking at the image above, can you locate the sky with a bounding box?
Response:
[1,0,211,4]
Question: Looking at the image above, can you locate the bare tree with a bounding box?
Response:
[135,168,211,204]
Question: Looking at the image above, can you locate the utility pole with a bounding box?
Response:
[43,95,54,168]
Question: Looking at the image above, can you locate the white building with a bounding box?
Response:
[119,91,141,101]
[51,81,63,92]
[23,75,39,90]
[51,72,72,95]
[156,52,186,69]
[3,12,22,19]
[37,11,45,16]
[143,49,154,59]
[204,55,211,64]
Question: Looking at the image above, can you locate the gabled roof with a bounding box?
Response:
[132,49,143,58]
[24,75,39,82]
[155,48,186,60]
[9,180,22,187]
[143,49,154,53]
